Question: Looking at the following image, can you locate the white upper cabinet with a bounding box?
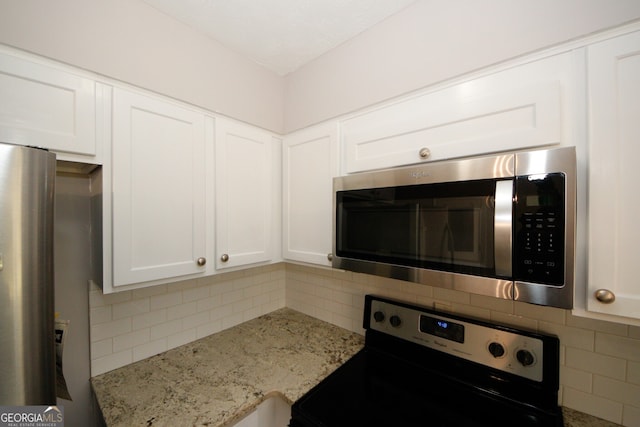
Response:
[109,87,208,288]
[586,30,640,322]
[341,52,581,174]
[215,118,275,270]
[0,51,97,160]
[283,122,338,266]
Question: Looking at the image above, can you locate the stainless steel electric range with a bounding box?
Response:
[289,295,563,427]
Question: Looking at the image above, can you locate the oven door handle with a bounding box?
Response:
[494,179,513,278]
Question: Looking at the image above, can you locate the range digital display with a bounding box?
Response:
[419,315,465,343]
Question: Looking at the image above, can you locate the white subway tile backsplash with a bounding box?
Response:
[469,293,514,314]
[221,312,244,330]
[196,319,222,339]
[210,303,234,322]
[232,298,254,314]
[262,298,284,314]
[539,321,595,351]
[596,332,640,362]
[563,387,623,424]
[132,309,167,330]
[91,339,113,360]
[131,284,167,299]
[167,301,198,320]
[491,312,538,330]
[450,303,490,320]
[89,305,112,325]
[182,311,210,330]
[167,328,196,350]
[243,306,264,322]
[514,302,566,325]
[567,313,629,337]
[252,292,270,308]
[91,317,131,342]
[133,338,167,362]
[183,285,210,303]
[113,329,150,353]
[89,265,286,376]
[196,295,220,312]
[149,291,182,310]
[222,289,244,305]
[593,375,640,408]
[432,287,471,305]
[112,299,150,320]
[92,349,133,377]
[623,404,640,427]
[560,366,593,392]
[89,288,131,308]
[150,318,182,340]
[628,361,640,385]
[212,279,234,295]
[565,347,627,381]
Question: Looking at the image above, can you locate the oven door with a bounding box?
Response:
[290,349,563,427]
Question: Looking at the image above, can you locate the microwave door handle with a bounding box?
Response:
[494,180,513,277]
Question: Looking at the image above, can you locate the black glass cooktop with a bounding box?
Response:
[290,348,563,427]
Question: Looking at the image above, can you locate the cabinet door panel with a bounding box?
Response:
[283,123,337,265]
[112,88,206,286]
[341,52,580,173]
[215,119,273,269]
[587,31,640,320]
[0,53,96,156]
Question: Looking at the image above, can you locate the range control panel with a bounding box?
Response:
[367,296,546,382]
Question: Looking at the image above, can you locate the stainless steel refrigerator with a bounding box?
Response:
[0,142,56,405]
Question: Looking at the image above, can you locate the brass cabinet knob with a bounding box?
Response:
[419,147,431,159]
[196,257,206,266]
[220,253,229,262]
[327,253,333,262]
[594,289,615,304]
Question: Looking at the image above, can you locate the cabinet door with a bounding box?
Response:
[283,123,338,266]
[215,118,274,269]
[340,52,581,173]
[587,31,640,320]
[111,88,207,286]
[0,52,96,156]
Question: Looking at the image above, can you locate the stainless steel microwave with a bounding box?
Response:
[333,146,576,309]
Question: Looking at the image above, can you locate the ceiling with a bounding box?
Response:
[141,0,417,76]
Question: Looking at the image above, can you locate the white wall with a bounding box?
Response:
[0,0,285,133]
[283,0,640,132]
[4,0,638,135]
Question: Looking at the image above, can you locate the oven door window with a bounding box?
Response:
[336,179,499,277]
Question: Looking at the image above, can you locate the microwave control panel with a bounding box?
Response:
[513,173,565,286]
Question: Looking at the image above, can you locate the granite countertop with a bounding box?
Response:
[92,307,621,427]
[91,308,365,427]
[563,408,623,427]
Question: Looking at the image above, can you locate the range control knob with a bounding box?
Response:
[373,311,385,323]
[488,342,505,358]
[389,315,402,328]
[516,349,535,367]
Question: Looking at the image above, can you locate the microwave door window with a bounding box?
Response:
[420,206,479,263]
[336,179,497,277]
[337,189,419,263]
[418,200,493,272]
